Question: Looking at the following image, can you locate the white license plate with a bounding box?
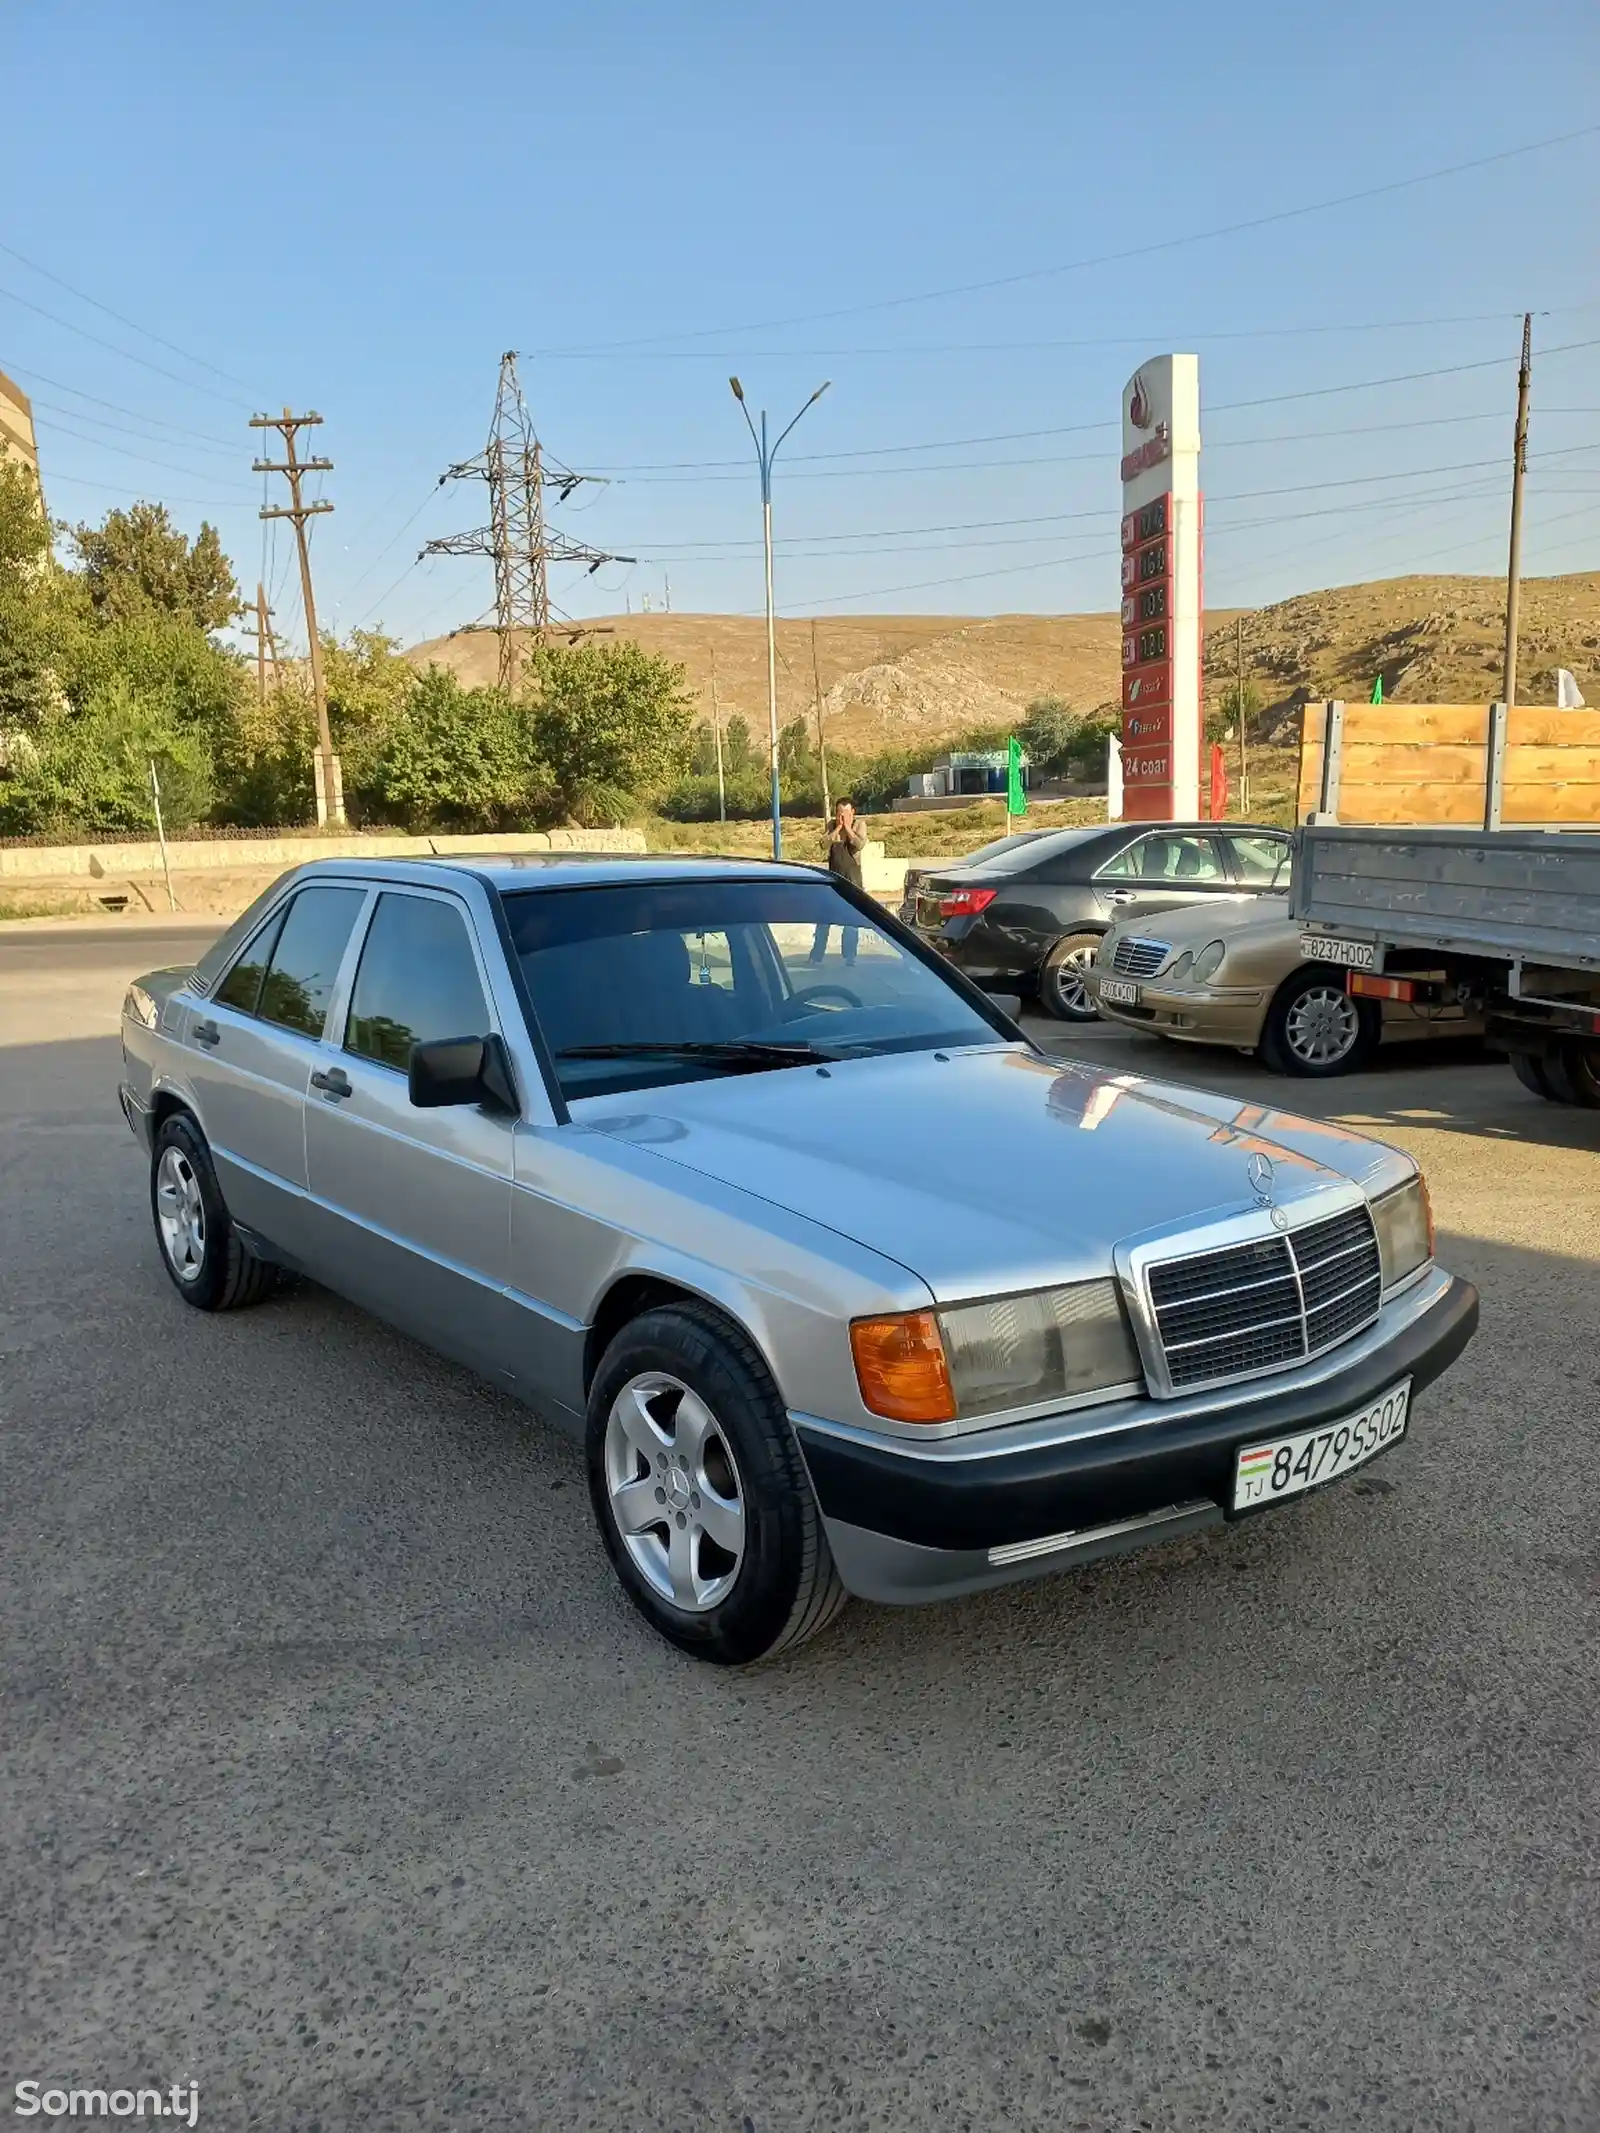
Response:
[1232,1380,1411,1513]
[1098,977,1142,1005]
[1303,933,1380,972]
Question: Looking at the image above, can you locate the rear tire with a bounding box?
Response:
[586,1301,848,1666]
[150,1113,278,1311]
[1509,1049,1559,1101]
[1038,932,1103,1023]
[1538,1039,1600,1108]
[1259,966,1380,1077]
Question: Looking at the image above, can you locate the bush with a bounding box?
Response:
[528,638,693,825]
[0,676,214,837]
[346,667,543,832]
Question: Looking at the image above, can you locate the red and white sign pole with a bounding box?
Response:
[1119,355,1202,821]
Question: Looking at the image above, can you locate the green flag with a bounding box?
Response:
[1370,676,1383,704]
[1006,735,1025,818]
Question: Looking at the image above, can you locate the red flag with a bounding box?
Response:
[1209,742,1229,820]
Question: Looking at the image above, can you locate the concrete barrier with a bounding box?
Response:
[0,827,645,882]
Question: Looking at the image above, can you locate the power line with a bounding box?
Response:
[0,362,242,448]
[584,340,1600,481]
[31,467,249,507]
[530,309,1582,361]
[32,410,257,489]
[535,124,1600,353]
[0,238,265,394]
[0,281,256,408]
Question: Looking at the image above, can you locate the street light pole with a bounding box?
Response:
[730,376,830,860]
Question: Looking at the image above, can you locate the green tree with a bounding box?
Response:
[71,501,239,633]
[778,715,814,780]
[689,720,720,776]
[528,638,692,824]
[722,714,755,772]
[1020,695,1080,776]
[323,628,418,745]
[1210,677,1262,742]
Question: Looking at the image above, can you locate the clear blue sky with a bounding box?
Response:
[3,0,1597,654]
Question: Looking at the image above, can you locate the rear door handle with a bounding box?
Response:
[310,1067,352,1101]
[1107,890,1138,904]
[193,1019,221,1048]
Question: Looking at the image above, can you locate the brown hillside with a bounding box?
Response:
[405,572,1600,754]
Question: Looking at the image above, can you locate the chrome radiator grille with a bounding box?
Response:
[1109,936,1171,979]
[1146,1203,1383,1390]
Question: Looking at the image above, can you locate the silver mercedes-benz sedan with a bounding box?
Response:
[120,855,1478,1664]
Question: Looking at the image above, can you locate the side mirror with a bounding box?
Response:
[408,1033,518,1113]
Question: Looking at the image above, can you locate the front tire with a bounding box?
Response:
[1259,966,1380,1077]
[586,1302,848,1665]
[1038,932,1103,1023]
[150,1113,278,1311]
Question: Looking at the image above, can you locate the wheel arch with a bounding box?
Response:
[584,1270,769,1397]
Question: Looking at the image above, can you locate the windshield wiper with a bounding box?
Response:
[555,1039,839,1070]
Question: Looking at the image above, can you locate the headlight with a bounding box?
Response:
[1372,1174,1433,1288]
[852,1283,1143,1423]
[1192,940,1227,984]
[123,984,159,1029]
[1165,951,1194,984]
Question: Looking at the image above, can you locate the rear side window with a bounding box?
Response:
[254,887,366,1038]
[1098,834,1224,883]
[344,893,492,1071]
[1222,832,1291,885]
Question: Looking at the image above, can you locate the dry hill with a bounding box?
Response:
[407,572,1600,755]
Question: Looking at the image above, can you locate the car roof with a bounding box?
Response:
[283,853,827,892]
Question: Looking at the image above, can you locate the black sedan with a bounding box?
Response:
[909,822,1293,1021]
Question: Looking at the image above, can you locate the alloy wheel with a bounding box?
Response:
[155,1145,206,1282]
[1049,945,1098,1018]
[1284,984,1361,1068]
[603,1373,747,1613]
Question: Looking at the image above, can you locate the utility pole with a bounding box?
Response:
[1501,312,1533,711]
[423,352,630,696]
[1235,615,1250,812]
[810,617,831,822]
[709,648,726,824]
[251,409,341,824]
[242,581,282,708]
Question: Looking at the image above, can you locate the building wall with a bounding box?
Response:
[0,365,40,480]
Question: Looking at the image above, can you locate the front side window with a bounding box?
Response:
[1098,834,1224,884]
[345,893,493,1070]
[504,878,1003,1100]
[217,887,364,1038]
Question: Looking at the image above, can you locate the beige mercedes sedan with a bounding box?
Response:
[1089,893,1481,1077]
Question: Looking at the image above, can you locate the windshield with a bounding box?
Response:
[504,877,1006,1099]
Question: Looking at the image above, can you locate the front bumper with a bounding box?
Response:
[796,1268,1478,1603]
[1090,978,1267,1048]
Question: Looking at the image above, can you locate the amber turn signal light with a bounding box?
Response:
[849,1311,957,1424]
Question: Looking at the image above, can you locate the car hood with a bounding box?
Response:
[582,1045,1408,1303]
[1110,895,1293,953]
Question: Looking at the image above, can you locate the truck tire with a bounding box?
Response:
[1509,1050,1558,1100]
[1543,1039,1600,1108]
[1259,967,1380,1077]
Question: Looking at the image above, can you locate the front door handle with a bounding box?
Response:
[193,1019,221,1048]
[310,1067,352,1101]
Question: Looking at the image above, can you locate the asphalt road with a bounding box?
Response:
[3,920,1597,2132]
